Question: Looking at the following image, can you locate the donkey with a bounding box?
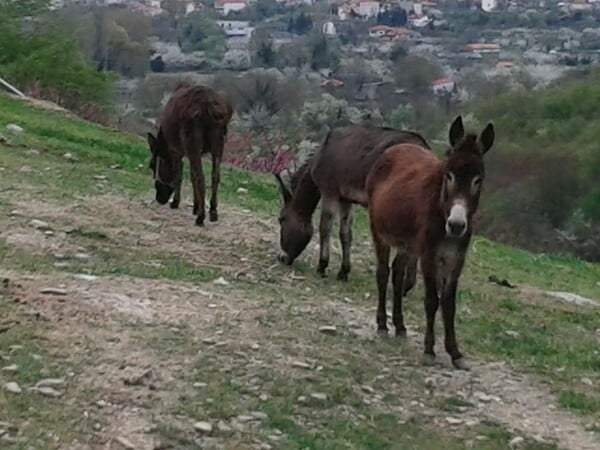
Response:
[147,84,233,226]
[366,116,495,370]
[275,124,430,287]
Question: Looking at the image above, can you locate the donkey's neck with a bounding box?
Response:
[291,168,321,219]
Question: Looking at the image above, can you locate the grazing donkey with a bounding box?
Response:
[366,116,495,370]
[275,124,430,287]
[147,84,233,226]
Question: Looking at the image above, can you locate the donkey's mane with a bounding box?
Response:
[290,159,313,192]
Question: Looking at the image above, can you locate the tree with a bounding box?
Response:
[393,55,442,95]
[177,12,226,58]
[250,29,276,67]
[377,7,407,27]
[288,12,313,35]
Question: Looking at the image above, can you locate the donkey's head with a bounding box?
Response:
[441,116,495,238]
[147,129,176,205]
[274,173,313,265]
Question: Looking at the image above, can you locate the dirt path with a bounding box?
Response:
[1,193,599,450]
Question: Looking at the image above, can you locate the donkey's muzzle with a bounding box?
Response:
[154,180,173,205]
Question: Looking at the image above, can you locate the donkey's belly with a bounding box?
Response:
[339,186,368,206]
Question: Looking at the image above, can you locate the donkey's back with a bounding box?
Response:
[311,125,430,206]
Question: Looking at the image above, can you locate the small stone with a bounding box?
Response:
[44,230,54,236]
[93,175,107,181]
[24,149,40,156]
[251,343,260,350]
[4,382,22,394]
[202,338,216,345]
[259,393,268,401]
[63,153,76,161]
[237,187,248,194]
[34,387,62,397]
[424,377,435,387]
[73,274,97,281]
[260,444,272,450]
[237,415,255,422]
[297,396,307,403]
[110,164,122,170]
[74,253,91,261]
[318,325,337,335]
[6,124,24,134]
[217,421,231,432]
[310,392,327,401]
[251,411,268,420]
[445,417,463,425]
[292,360,311,369]
[93,423,101,431]
[30,219,50,230]
[475,392,493,403]
[213,276,230,286]
[581,377,593,386]
[509,436,524,447]
[36,378,64,388]
[40,288,67,296]
[115,436,135,449]
[505,330,520,338]
[193,421,213,434]
[96,400,109,408]
[1,365,18,373]
[54,262,71,269]
[193,382,207,388]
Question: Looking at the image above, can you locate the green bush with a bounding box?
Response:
[177,12,226,58]
[0,5,113,120]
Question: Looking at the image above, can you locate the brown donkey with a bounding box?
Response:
[275,124,430,286]
[366,116,494,370]
[147,84,233,226]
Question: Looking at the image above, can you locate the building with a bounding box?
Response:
[215,0,248,15]
[431,77,455,95]
[217,20,253,37]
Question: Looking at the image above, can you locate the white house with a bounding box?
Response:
[357,1,381,18]
[322,21,337,37]
[215,0,248,15]
[481,0,497,11]
[217,20,253,37]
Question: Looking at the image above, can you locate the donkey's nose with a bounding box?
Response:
[447,219,466,237]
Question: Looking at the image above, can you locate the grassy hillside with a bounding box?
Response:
[0,92,599,449]
[469,69,600,260]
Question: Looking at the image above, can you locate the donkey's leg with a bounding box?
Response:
[421,255,439,365]
[188,153,206,226]
[373,236,391,336]
[170,159,183,209]
[402,255,418,296]
[209,152,221,222]
[317,198,337,277]
[441,279,469,370]
[336,201,353,282]
[391,251,408,339]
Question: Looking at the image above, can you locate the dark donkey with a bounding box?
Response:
[147,84,233,226]
[275,124,430,287]
[366,116,495,370]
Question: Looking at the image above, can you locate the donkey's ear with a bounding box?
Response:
[274,173,292,205]
[449,115,464,147]
[479,123,495,154]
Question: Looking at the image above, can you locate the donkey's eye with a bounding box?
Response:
[445,172,455,184]
[471,176,482,193]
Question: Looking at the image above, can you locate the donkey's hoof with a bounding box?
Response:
[452,357,470,371]
[395,328,407,340]
[170,200,179,209]
[422,353,436,366]
[377,327,389,337]
[336,270,349,282]
[195,216,205,227]
[209,211,218,222]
